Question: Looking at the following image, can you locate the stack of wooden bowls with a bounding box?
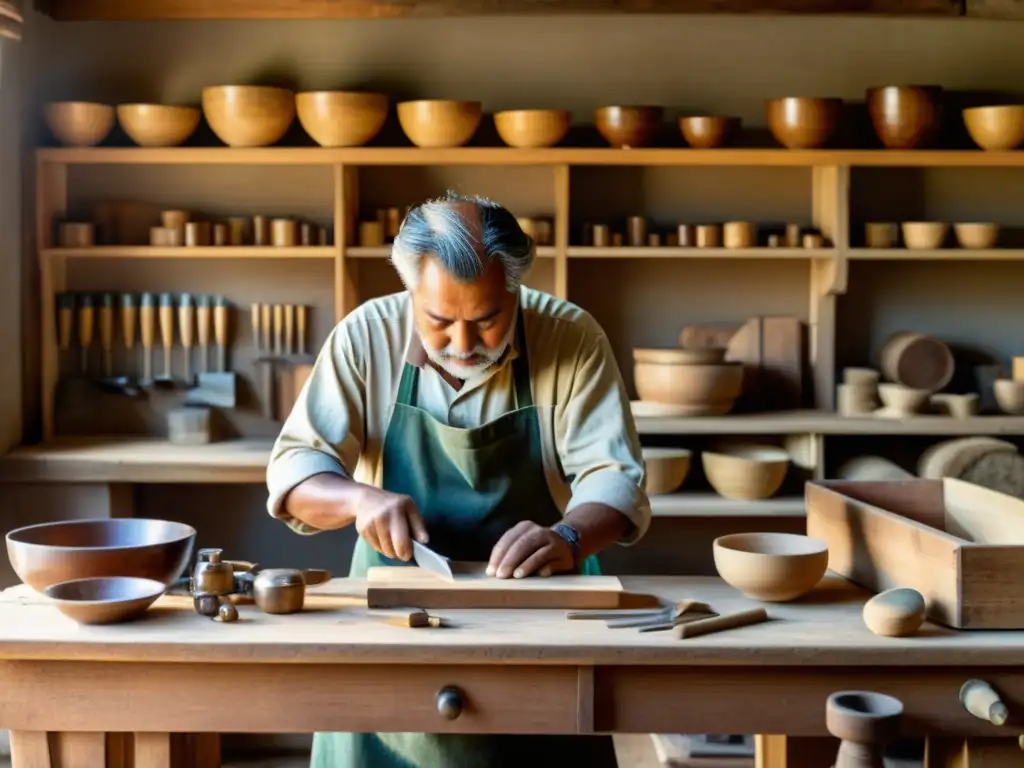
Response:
[836,367,880,416]
[633,347,744,416]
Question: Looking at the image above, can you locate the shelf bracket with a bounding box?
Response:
[812,255,848,296]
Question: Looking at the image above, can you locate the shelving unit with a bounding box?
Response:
[22,144,1024,505]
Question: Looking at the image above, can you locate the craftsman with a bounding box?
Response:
[266,191,650,768]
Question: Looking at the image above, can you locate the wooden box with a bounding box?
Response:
[805,478,1024,629]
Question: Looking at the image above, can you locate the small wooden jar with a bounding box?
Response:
[386,208,402,240]
[837,383,878,417]
[611,232,624,247]
[767,234,782,248]
[161,210,189,230]
[677,224,696,248]
[591,224,611,248]
[647,233,662,247]
[271,218,297,247]
[784,223,802,248]
[318,226,330,246]
[184,221,211,247]
[150,226,174,247]
[723,221,756,249]
[59,222,95,248]
[533,219,553,246]
[865,222,898,249]
[803,233,825,249]
[228,217,249,246]
[359,221,385,247]
[695,225,721,248]
[212,223,229,247]
[627,216,648,247]
[299,222,314,246]
[253,215,269,246]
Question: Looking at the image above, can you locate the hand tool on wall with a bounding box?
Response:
[251,302,261,355]
[273,303,283,356]
[178,293,195,384]
[56,292,74,376]
[297,304,308,355]
[99,292,115,378]
[284,304,295,354]
[255,303,275,419]
[156,292,176,385]
[140,293,156,384]
[77,293,94,375]
[260,303,271,353]
[214,295,230,372]
[121,293,137,370]
[196,295,211,374]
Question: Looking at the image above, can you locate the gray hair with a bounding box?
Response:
[389,191,535,293]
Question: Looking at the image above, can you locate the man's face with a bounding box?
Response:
[413,254,519,382]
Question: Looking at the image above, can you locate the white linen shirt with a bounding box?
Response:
[266,286,651,544]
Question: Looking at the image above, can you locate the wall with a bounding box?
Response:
[8,11,1024,582]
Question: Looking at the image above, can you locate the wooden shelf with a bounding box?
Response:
[650,494,805,517]
[0,437,272,484]
[35,147,1024,168]
[347,246,558,259]
[634,410,1024,435]
[42,246,336,260]
[567,246,834,259]
[848,248,1024,261]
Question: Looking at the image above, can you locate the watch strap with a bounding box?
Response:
[551,522,581,571]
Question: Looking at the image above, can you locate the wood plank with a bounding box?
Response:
[52,732,106,768]
[9,731,50,768]
[133,733,171,768]
[966,0,1024,17]
[44,0,963,20]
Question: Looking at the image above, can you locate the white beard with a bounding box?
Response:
[424,314,517,383]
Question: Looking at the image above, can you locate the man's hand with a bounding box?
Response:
[355,486,429,561]
[486,521,574,579]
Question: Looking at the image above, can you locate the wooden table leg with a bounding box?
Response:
[756,734,838,768]
[10,731,107,768]
[135,733,172,768]
[926,737,1023,768]
[9,731,49,768]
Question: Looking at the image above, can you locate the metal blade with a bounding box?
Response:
[413,541,454,581]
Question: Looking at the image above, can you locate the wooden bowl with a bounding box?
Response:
[494,109,570,148]
[702,445,790,500]
[679,116,740,148]
[900,221,948,250]
[994,379,1024,414]
[43,101,115,146]
[633,347,726,365]
[595,106,663,148]
[878,383,930,414]
[116,104,201,147]
[201,85,295,148]
[713,532,828,602]
[296,91,388,147]
[633,361,744,415]
[765,97,842,149]
[954,222,999,249]
[6,518,196,593]
[866,85,942,149]
[826,692,903,746]
[864,222,899,249]
[963,105,1024,151]
[397,100,482,148]
[44,576,165,625]
[642,447,692,495]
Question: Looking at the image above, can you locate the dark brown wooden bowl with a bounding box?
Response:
[679,116,740,148]
[866,85,943,149]
[6,518,196,593]
[595,106,663,148]
[766,97,842,149]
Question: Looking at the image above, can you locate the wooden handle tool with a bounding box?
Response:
[273,304,283,356]
[674,607,769,640]
[158,293,175,378]
[120,293,137,353]
[99,293,115,377]
[196,295,212,373]
[214,296,230,372]
[260,303,271,354]
[284,304,295,355]
[77,293,95,374]
[296,304,307,355]
[139,293,156,382]
[178,293,195,383]
[250,302,261,355]
[56,292,74,365]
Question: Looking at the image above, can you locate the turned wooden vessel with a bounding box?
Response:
[826,691,903,768]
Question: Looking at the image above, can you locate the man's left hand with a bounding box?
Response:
[486,521,575,579]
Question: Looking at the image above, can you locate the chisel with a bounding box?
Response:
[99,293,115,378]
[140,293,156,383]
[77,293,94,375]
[158,292,175,382]
[196,295,211,374]
[178,293,195,384]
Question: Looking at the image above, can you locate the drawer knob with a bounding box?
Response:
[960,679,1009,726]
[436,686,463,720]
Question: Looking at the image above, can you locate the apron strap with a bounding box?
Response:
[395,303,532,409]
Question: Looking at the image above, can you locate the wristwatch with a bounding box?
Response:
[551,522,582,571]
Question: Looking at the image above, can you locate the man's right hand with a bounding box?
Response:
[354,486,429,561]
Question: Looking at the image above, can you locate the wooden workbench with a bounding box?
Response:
[1,575,1022,767]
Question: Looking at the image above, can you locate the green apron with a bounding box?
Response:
[311,310,617,768]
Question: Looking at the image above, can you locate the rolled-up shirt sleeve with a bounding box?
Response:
[266,315,367,535]
[556,325,650,545]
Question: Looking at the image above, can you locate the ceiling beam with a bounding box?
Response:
[44,0,965,22]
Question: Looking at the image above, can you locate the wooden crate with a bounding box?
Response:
[805,478,1024,629]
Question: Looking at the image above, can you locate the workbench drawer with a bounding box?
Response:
[0,661,582,735]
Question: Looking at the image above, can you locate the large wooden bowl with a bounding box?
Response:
[713,532,828,602]
[117,104,201,147]
[679,116,740,148]
[6,518,196,593]
[963,105,1024,151]
[494,109,570,148]
[766,97,842,149]
[202,85,295,148]
[43,101,115,146]
[44,576,166,625]
[866,85,942,149]
[954,222,999,249]
[642,447,692,495]
[633,361,744,415]
[702,444,790,500]
[397,100,482,148]
[633,347,726,365]
[296,91,389,147]
[994,379,1024,415]
[901,221,949,250]
[595,106,663,148]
